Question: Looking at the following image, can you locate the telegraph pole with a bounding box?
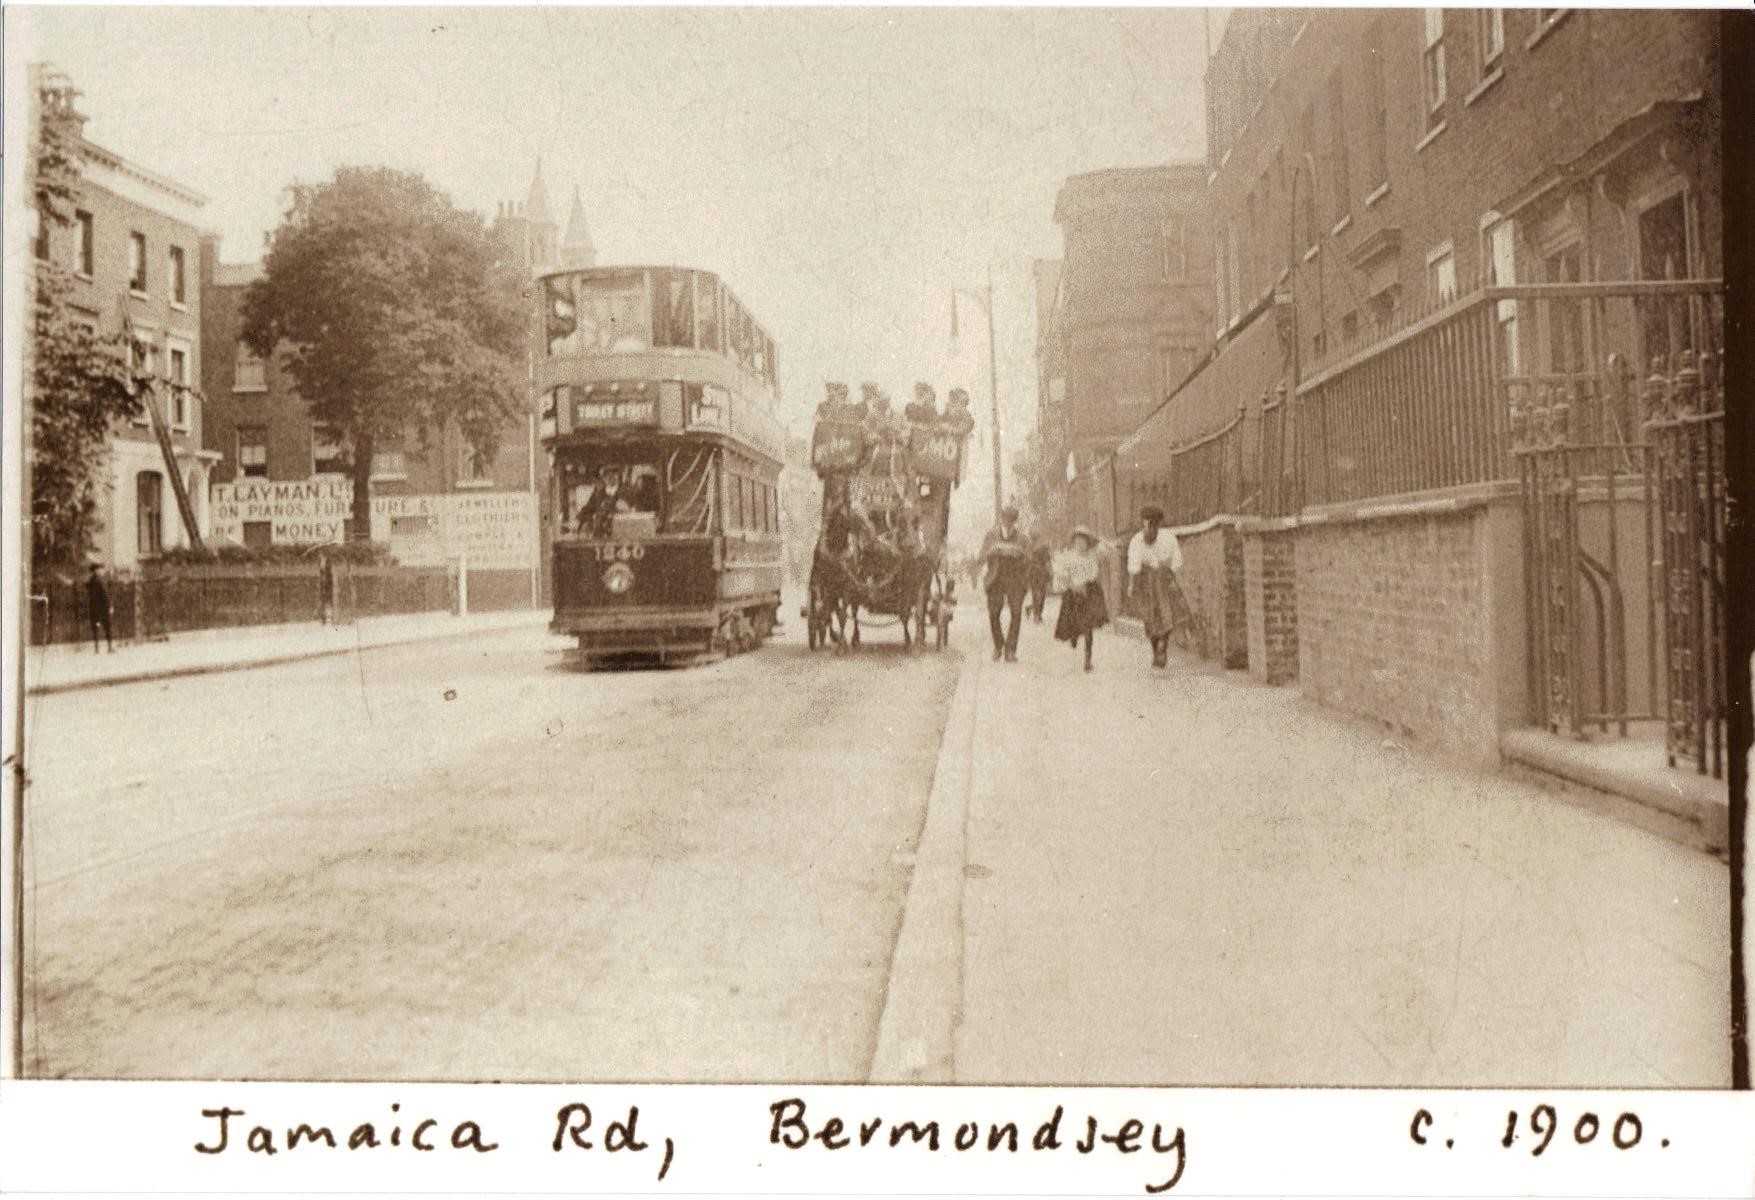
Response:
[986,262,1003,519]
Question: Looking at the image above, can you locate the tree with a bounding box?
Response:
[241,167,527,539]
[1011,428,1067,544]
[28,73,141,571]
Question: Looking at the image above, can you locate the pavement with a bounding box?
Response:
[14,594,1731,1085]
[22,608,546,695]
[1501,724,1730,856]
[872,606,1731,1087]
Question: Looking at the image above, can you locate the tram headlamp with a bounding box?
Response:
[603,562,635,595]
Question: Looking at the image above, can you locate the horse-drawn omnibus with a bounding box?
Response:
[536,265,784,665]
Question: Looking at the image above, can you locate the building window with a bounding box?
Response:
[313,425,347,476]
[1214,232,1228,331]
[1486,218,1519,374]
[74,210,94,276]
[34,211,50,261]
[1423,10,1448,129]
[168,246,187,306]
[459,438,493,485]
[136,471,164,557]
[1226,224,1242,324]
[371,447,407,480]
[128,231,148,293]
[1272,149,1289,276]
[1638,191,1690,281]
[1477,9,1505,73]
[130,333,158,380]
[1158,346,1192,398]
[1426,243,1457,305]
[1160,220,1186,281]
[1299,103,1318,253]
[1363,24,1389,191]
[1637,191,1693,366]
[1543,243,1585,374]
[1243,191,1259,301]
[1531,9,1570,43]
[1256,168,1276,284]
[238,426,269,478]
[1327,70,1350,224]
[233,342,267,392]
[168,345,190,429]
[129,335,157,425]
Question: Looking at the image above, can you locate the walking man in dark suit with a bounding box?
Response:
[980,503,1030,662]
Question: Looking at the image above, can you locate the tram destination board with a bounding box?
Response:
[574,396,658,426]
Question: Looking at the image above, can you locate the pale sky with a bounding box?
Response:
[11,5,1212,544]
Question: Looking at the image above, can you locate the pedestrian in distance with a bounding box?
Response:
[1053,525,1109,672]
[85,563,114,653]
[1127,504,1183,669]
[980,503,1030,663]
[1026,535,1052,623]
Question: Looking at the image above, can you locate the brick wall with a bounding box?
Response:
[1243,527,1299,685]
[1293,496,1525,763]
[1204,9,1719,366]
[1170,521,1248,668]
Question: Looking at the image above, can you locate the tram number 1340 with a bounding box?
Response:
[589,544,647,562]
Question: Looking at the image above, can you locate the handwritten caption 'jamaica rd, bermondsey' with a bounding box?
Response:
[188,1097,1188,1192]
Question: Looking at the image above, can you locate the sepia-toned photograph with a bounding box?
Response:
[4,5,1738,1091]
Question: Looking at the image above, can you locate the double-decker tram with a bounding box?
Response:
[537,265,784,665]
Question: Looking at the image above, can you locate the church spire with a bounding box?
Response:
[525,157,554,228]
[561,186,596,268]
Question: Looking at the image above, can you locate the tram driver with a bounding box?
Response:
[575,462,664,537]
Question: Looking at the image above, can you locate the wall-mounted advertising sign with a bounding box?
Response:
[210,481,537,571]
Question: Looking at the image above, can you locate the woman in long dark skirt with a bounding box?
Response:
[1053,526,1109,671]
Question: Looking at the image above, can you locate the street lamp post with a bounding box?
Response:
[953,267,1004,520]
[1283,151,1324,513]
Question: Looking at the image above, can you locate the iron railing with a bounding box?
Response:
[1259,388,1289,517]
[29,562,458,645]
[1644,339,1727,777]
[1111,275,1725,776]
[1505,281,1724,775]
[1176,404,1247,526]
[1290,293,1509,511]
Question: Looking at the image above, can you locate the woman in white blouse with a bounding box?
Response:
[1127,505,1183,669]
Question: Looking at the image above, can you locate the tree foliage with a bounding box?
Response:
[1011,428,1068,544]
[28,76,140,571]
[241,167,527,537]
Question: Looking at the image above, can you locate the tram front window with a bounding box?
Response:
[558,447,716,538]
